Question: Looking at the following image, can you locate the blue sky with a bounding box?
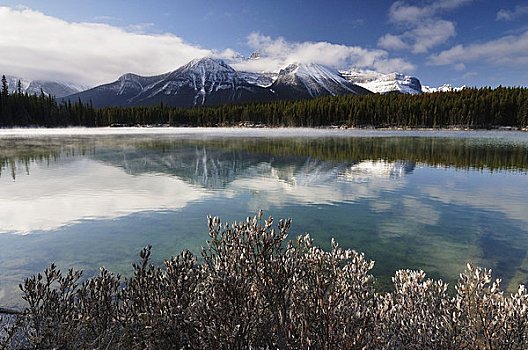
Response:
[1,0,527,88]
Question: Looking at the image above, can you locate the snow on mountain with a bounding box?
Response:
[237,72,277,88]
[67,57,274,108]
[421,84,466,93]
[271,63,370,99]
[65,58,375,108]
[338,160,415,181]
[154,57,242,105]
[248,51,261,60]
[135,57,274,106]
[340,70,422,95]
[4,75,89,97]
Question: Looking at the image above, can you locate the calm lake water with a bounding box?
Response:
[1,128,528,306]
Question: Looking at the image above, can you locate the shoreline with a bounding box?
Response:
[0,124,526,133]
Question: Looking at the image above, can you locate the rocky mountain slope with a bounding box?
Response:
[4,75,87,97]
[271,63,371,100]
[340,70,422,94]
[64,58,370,108]
[421,84,466,93]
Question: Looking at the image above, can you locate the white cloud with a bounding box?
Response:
[410,19,455,54]
[462,71,477,78]
[428,30,528,67]
[496,5,528,21]
[0,6,211,86]
[232,32,416,74]
[126,22,156,34]
[378,34,409,50]
[0,6,417,86]
[389,0,472,23]
[379,0,470,54]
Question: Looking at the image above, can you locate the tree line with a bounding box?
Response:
[1,74,527,128]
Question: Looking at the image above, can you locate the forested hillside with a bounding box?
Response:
[1,75,527,128]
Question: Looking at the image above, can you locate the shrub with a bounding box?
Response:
[1,212,527,349]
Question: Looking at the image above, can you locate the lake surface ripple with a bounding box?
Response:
[1,128,528,305]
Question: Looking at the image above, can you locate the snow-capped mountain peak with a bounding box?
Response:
[118,73,142,82]
[421,84,466,93]
[248,51,261,60]
[4,75,89,97]
[67,57,275,107]
[340,69,422,95]
[274,63,369,98]
[65,58,371,108]
[178,57,236,76]
[237,72,276,88]
[162,57,251,104]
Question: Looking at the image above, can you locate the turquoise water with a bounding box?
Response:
[1,128,528,306]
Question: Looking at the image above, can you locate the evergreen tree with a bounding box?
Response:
[0,84,526,128]
[1,75,8,96]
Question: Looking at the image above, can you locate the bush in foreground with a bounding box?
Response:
[1,212,527,349]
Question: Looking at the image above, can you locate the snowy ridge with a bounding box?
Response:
[340,70,422,95]
[4,75,89,97]
[65,58,368,107]
[272,63,370,98]
[280,63,356,96]
[145,57,259,105]
[237,72,276,88]
[114,72,169,97]
[421,84,466,93]
[66,57,275,107]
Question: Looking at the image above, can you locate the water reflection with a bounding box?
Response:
[0,158,210,233]
[0,130,528,307]
[226,160,410,210]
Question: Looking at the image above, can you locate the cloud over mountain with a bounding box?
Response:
[0,6,211,86]
[0,6,416,87]
[232,33,415,74]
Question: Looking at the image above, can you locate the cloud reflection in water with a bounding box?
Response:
[0,158,210,234]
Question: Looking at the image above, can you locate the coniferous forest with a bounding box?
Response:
[1,75,527,128]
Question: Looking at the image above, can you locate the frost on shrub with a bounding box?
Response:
[454,263,528,349]
[377,269,455,349]
[1,212,527,349]
[195,213,376,348]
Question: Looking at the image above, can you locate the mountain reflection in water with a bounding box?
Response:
[0,130,527,307]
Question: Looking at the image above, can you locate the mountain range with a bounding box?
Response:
[64,58,371,108]
[4,75,87,98]
[340,70,423,95]
[421,83,466,93]
[5,57,465,108]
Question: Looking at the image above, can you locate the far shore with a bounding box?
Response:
[0,124,527,136]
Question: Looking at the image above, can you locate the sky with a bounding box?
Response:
[0,0,527,88]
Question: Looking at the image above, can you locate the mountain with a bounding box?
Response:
[90,139,415,191]
[66,58,275,108]
[421,84,466,93]
[64,58,370,108]
[270,63,371,99]
[4,75,88,97]
[339,70,422,95]
[237,72,276,88]
[63,72,171,107]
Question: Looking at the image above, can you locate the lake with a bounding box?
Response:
[1,128,528,307]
